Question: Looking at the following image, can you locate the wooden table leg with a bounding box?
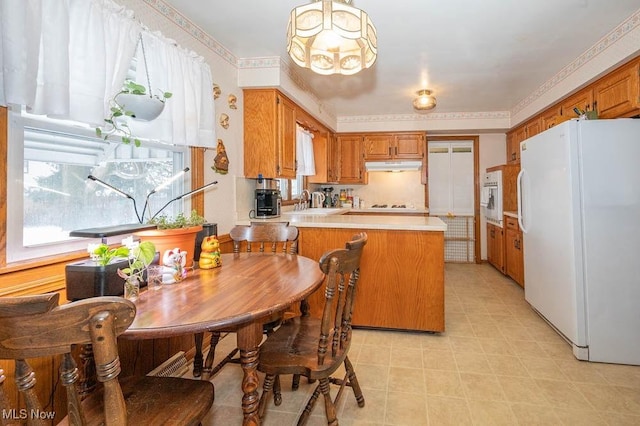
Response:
[236,321,262,426]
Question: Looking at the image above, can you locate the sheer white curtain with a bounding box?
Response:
[296,124,315,176]
[0,0,215,147]
[0,0,140,125]
[127,31,215,147]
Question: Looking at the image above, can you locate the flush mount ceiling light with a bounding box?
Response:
[287,0,377,75]
[413,89,437,111]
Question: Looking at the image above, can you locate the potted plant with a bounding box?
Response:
[115,238,157,300]
[135,210,206,269]
[96,79,172,147]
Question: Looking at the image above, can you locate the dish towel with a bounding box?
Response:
[480,187,491,207]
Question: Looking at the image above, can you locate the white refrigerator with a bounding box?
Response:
[518,118,640,365]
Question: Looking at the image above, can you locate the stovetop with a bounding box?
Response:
[371,204,408,209]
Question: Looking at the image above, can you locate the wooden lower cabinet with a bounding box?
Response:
[298,227,444,332]
[504,216,525,287]
[486,223,505,274]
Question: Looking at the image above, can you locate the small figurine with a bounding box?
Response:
[212,139,229,174]
[228,94,237,109]
[219,113,229,129]
[162,248,187,283]
[198,236,222,269]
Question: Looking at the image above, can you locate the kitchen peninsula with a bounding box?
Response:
[237,213,447,332]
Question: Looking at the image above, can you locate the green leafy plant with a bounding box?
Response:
[90,243,130,266]
[96,80,172,147]
[89,239,156,283]
[115,239,157,282]
[148,209,206,230]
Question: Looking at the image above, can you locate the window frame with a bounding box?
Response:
[4,106,190,264]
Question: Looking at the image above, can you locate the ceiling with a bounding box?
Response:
[163,0,640,118]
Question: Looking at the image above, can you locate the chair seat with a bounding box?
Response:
[258,317,350,380]
[59,376,214,426]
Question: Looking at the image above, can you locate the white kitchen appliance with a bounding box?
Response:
[518,118,640,365]
[482,170,503,226]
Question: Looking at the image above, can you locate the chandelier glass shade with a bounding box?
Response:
[413,89,437,111]
[287,0,377,75]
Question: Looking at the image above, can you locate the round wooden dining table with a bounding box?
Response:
[121,252,325,426]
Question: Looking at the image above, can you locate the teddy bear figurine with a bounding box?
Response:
[198,236,222,269]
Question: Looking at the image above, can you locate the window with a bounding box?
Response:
[277,175,304,202]
[6,107,189,263]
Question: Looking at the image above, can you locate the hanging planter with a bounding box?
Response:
[96,34,172,146]
[116,91,166,121]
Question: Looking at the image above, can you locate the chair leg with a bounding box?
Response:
[298,383,321,426]
[258,373,276,420]
[201,331,221,380]
[292,373,300,390]
[193,332,204,377]
[344,356,365,407]
[273,374,282,406]
[319,378,338,426]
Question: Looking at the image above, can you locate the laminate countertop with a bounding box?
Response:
[237,212,447,232]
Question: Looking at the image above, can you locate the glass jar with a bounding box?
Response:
[124,277,140,300]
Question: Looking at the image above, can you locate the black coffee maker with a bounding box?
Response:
[255,177,281,218]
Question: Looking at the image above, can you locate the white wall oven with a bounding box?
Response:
[482,170,503,227]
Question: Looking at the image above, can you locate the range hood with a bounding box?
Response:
[365,160,422,172]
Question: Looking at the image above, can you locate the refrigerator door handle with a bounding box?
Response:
[517,169,528,233]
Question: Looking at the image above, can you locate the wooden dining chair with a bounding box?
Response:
[193,221,299,384]
[0,293,214,426]
[257,232,368,425]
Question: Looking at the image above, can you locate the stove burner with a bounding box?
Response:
[371,204,388,208]
[392,204,406,208]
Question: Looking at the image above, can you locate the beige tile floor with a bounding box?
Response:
[200,263,640,425]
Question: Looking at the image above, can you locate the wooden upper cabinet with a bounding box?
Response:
[524,118,541,139]
[363,132,424,161]
[507,126,526,164]
[336,134,366,184]
[593,60,640,119]
[278,95,297,178]
[243,89,297,179]
[540,106,563,130]
[560,88,594,119]
[307,131,339,184]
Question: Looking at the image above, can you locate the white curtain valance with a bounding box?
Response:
[296,124,315,176]
[0,0,215,148]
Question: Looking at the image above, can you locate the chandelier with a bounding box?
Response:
[287,0,377,75]
[413,90,437,111]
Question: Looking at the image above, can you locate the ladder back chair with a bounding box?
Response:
[257,232,368,425]
[0,293,214,426]
[192,221,299,383]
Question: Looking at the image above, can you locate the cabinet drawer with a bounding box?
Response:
[505,216,519,231]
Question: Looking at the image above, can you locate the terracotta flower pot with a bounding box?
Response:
[135,225,203,268]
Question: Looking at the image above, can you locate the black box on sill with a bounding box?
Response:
[65,259,154,301]
[65,259,129,301]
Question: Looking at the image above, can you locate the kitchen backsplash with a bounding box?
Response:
[310,170,425,208]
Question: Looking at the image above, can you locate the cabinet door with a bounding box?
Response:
[560,89,594,118]
[363,134,393,160]
[540,106,563,130]
[487,223,505,274]
[277,94,297,178]
[505,227,524,287]
[593,60,640,119]
[525,118,541,139]
[337,134,365,184]
[508,127,526,164]
[394,133,424,159]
